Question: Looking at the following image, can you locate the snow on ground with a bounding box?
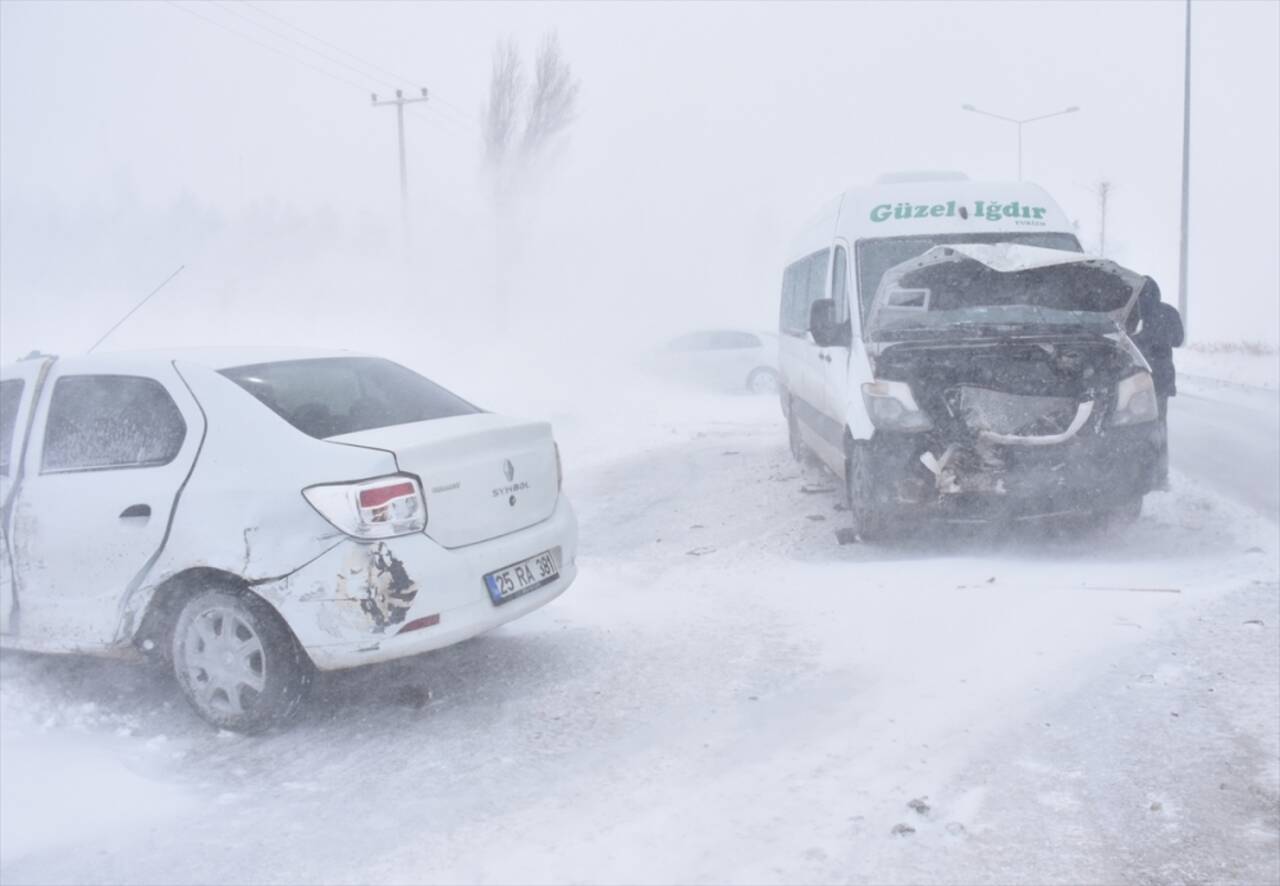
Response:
[1178,344,1279,391]
[1,355,1277,884]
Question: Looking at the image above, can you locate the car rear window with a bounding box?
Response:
[220,357,479,439]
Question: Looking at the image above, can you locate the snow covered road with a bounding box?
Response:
[1172,378,1280,521]
[1,372,1277,885]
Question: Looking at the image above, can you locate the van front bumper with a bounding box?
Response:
[870,422,1162,521]
[255,497,578,670]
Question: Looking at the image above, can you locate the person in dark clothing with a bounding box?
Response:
[1131,276,1184,487]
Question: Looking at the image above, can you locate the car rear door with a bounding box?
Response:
[9,358,204,649]
[0,358,51,636]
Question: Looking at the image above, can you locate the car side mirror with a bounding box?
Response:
[809,299,841,347]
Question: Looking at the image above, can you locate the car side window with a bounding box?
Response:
[708,331,761,349]
[41,375,187,473]
[832,246,849,322]
[0,379,24,477]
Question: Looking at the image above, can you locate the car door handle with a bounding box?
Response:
[119,504,151,520]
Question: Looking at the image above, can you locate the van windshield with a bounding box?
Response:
[855,231,1081,321]
[221,357,479,439]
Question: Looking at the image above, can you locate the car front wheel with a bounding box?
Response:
[171,587,312,733]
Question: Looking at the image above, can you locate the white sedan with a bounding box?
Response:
[650,330,781,394]
[0,348,578,732]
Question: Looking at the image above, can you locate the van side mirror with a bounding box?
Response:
[809,299,842,347]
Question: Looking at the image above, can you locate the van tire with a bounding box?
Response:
[845,440,888,542]
[171,587,312,733]
[788,407,811,464]
[1103,494,1144,526]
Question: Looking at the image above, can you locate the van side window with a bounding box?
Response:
[806,250,829,311]
[0,379,24,477]
[779,249,831,337]
[779,262,806,336]
[832,246,849,321]
[42,375,187,473]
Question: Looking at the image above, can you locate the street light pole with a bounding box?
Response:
[962,104,1080,180]
[1177,0,1192,336]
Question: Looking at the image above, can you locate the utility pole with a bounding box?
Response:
[1097,180,1111,256]
[1177,0,1192,336]
[372,87,429,245]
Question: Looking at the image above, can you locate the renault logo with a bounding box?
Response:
[503,459,515,482]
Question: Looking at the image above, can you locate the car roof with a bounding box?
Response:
[1,346,367,377]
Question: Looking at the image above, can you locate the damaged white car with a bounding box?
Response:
[780,176,1162,537]
[0,349,578,731]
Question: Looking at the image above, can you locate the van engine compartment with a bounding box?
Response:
[867,336,1160,517]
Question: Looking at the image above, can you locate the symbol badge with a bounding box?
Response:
[503,459,515,483]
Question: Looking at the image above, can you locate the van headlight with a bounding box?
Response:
[1110,371,1159,426]
[861,380,933,432]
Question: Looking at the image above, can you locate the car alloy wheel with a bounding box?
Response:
[178,605,266,718]
[172,588,311,732]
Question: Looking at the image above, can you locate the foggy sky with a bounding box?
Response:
[1,0,1277,358]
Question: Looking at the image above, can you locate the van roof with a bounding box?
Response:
[789,180,1075,257]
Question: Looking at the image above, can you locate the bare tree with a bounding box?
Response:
[521,33,580,157]
[480,32,579,194]
[482,39,524,176]
[479,32,579,317]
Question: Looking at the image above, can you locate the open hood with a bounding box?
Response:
[867,244,1145,341]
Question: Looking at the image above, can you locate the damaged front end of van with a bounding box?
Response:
[857,244,1162,522]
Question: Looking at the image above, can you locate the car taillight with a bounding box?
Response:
[303,474,427,539]
[554,442,563,492]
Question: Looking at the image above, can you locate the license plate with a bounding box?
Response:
[484,548,560,605]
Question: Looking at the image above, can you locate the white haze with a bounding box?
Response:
[1,0,1278,367]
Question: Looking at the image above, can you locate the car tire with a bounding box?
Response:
[171,587,312,733]
[746,368,780,395]
[845,439,888,542]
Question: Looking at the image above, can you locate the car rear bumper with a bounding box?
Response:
[256,497,578,670]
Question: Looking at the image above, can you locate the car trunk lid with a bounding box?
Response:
[331,413,559,549]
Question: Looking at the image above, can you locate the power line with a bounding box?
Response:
[163,1,371,94]
[210,0,406,93]
[240,0,479,126]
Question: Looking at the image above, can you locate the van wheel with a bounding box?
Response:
[788,407,811,464]
[172,588,312,733]
[845,440,887,542]
[1103,495,1144,526]
[747,368,780,394]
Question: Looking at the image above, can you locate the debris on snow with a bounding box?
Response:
[907,797,931,815]
[891,823,916,836]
